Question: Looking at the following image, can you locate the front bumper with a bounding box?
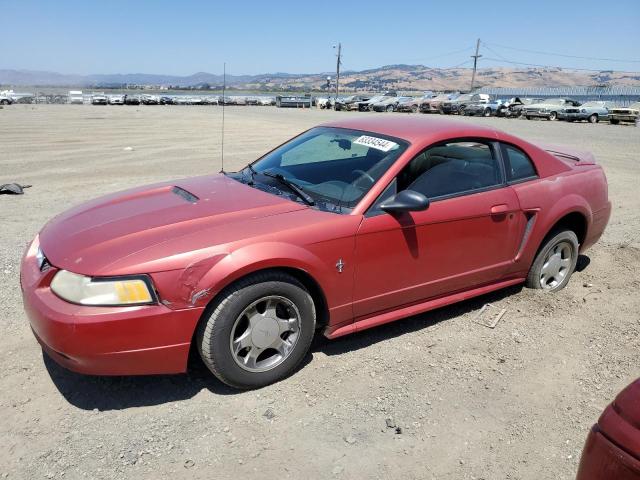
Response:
[20,241,204,375]
[610,114,638,122]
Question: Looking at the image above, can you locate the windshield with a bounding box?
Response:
[237,127,408,213]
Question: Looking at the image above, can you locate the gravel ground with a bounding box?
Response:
[1,105,639,480]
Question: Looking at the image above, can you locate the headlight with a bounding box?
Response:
[50,270,155,306]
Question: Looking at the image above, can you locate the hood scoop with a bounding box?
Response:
[171,186,199,204]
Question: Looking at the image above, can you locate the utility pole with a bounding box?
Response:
[334,43,342,110]
[470,38,482,92]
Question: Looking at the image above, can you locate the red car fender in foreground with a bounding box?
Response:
[576,378,640,479]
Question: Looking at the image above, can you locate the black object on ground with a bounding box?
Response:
[0,183,32,195]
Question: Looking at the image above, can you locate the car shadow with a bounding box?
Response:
[43,347,314,411]
[576,254,591,272]
[313,284,524,356]
[44,282,533,410]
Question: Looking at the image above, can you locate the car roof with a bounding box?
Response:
[321,115,499,145]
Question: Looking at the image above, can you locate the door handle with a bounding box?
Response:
[490,204,509,215]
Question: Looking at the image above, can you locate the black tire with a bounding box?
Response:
[483,108,491,117]
[588,114,598,124]
[411,105,418,113]
[526,115,532,120]
[197,271,316,389]
[386,104,394,112]
[610,119,619,125]
[0,99,9,105]
[549,111,557,121]
[525,230,579,292]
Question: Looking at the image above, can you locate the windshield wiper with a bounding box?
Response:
[260,171,315,206]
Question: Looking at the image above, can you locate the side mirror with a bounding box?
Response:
[379,190,430,214]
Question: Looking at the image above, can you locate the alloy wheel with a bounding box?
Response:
[229,295,301,372]
[539,241,573,289]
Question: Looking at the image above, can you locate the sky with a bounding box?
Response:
[1,0,639,76]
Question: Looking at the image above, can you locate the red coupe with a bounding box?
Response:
[21,117,611,389]
[576,378,640,479]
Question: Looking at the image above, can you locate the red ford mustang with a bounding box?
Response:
[576,378,640,479]
[21,117,611,389]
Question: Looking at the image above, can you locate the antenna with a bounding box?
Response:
[220,62,226,173]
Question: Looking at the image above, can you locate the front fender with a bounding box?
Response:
[151,242,332,310]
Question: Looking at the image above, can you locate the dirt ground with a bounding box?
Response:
[1,105,639,480]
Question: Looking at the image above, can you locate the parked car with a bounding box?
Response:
[372,96,405,112]
[335,95,370,111]
[523,98,580,120]
[463,98,505,117]
[159,96,175,105]
[395,96,423,113]
[496,97,542,118]
[0,94,13,105]
[576,378,640,479]
[107,95,125,105]
[259,97,275,106]
[90,93,108,105]
[557,101,612,123]
[358,91,397,111]
[441,93,489,115]
[21,116,611,389]
[141,95,159,105]
[608,102,640,125]
[420,93,457,113]
[124,95,141,105]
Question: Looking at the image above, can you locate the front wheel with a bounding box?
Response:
[525,230,579,292]
[483,108,491,117]
[588,114,598,124]
[386,104,394,112]
[549,111,557,121]
[197,272,316,389]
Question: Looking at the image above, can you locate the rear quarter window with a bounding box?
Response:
[501,144,538,182]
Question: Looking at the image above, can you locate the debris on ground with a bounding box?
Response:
[472,303,507,329]
[0,183,32,195]
[263,408,276,420]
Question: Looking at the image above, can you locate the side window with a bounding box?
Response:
[399,141,501,199]
[501,144,537,182]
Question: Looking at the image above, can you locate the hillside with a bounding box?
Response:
[1,65,639,91]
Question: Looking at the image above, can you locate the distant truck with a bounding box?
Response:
[68,91,84,104]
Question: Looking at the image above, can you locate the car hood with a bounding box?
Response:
[39,174,307,275]
[526,102,563,109]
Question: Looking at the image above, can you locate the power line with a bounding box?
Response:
[481,56,639,74]
[483,41,640,64]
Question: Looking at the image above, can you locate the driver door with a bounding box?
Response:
[352,140,522,318]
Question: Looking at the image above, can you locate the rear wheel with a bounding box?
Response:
[483,108,491,117]
[526,230,579,292]
[588,114,598,124]
[386,104,394,112]
[610,119,619,125]
[549,111,557,121]
[0,99,9,105]
[411,105,418,113]
[197,272,316,389]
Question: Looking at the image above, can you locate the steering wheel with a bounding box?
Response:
[352,169,375,185]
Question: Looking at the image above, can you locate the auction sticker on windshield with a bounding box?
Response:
[353,135,398,152]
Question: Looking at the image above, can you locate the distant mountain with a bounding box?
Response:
[1,65,639,91]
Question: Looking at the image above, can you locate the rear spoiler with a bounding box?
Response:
[544,149,581,162]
